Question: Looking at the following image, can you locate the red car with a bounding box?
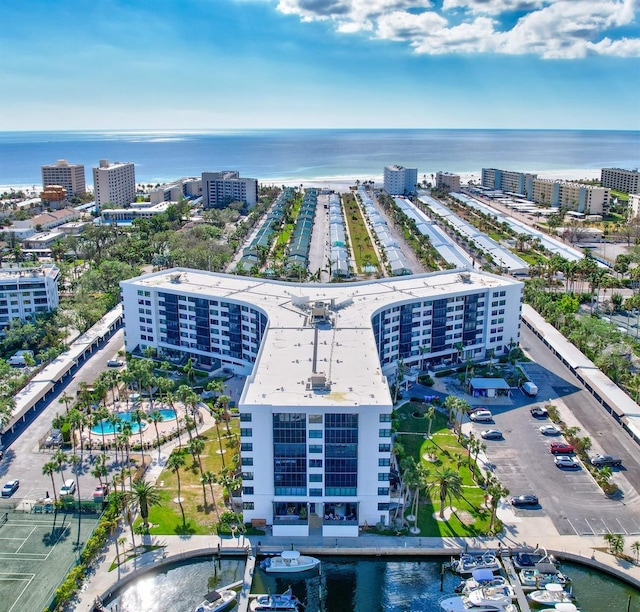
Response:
[549,442,574,454]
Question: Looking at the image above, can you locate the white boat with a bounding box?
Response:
[519,561,570,589]
[194,589,237,612]
[450,551,501,575]
[528,583,574,606]
[440,584,516,611]
[455,569,508,594]
[249,587,302,611]
[539,604,579,612]
[259,550,320,573]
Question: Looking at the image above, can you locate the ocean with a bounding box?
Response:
[0,129,638,187]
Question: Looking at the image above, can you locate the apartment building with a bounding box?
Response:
[41,159,86,197]
[436,171,461,192]
[121,269,523,535]
[149,178,202,205]
[601,168,640,194]
[384,165,418,196]
[202,171,257,209]
[0,265,60,327]
[532,179,609,214]
[481,169,537,196]
[629,194,640,220]
[92,160,136,208]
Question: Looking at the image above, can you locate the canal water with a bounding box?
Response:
[106,555,639,611]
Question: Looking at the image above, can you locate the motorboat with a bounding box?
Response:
[450,551,501,575]
[440,584,516,611]
[528,583,574,606]
[519,561,570,590]
[538,604,579,612]
[512,547,553,570]
[195,589,237,612]
[455,569,508,594]
[259,550,320,573]
[249,586,302,611]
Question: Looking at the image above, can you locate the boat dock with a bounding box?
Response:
[501,555,532,612]
[237,554,257,612]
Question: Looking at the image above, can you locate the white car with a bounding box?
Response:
[539,424,561,436]
[469,410,493,422]
[555,456,580,469]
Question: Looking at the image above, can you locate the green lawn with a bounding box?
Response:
[394,402,494,537]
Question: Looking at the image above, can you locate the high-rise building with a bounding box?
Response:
[0,265,60,328]
[384,165,418,195]
[41,159,86,197]
[481,169,537,196]
[202,171,257,209]
[92,160,136,208]
[121,268,523,536]
[436,171,461,192]
[601,168,640,194]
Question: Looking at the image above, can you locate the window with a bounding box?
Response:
[379,413,392,422]
[310,488,322,497]
[309,430,322,438]
[309,474,322,482]
[241,443,253,452]
[378,503,390,511]
[242,487,254,495]
[378,487,389,496]
[240,428,252,437]
[309,414,323,424]
[379,429,391,438]
[378,473,390,481]
[242,502,254,510]
[378,458,390,467]
[241,457,253,466]
[379,444,391,453]
[309,459,322,468]
[240,413,252,422]
[309,445,323,454]
[242,472,254,480]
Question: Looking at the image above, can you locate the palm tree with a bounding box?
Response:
[603,533,625,556]
[132,408,147,465]
[42,461,58,502]
[217,466,240,508]
[91,454,109,489]
[69,454,82,511]
[166,451,187,526]
[165,391,182,448]
[486,475,509,532]
[425,406,436,440]
[188,437,205,471]
[630,541,640,565]
[52,449,68,485]
[200,471,221,521]
[215,395,232,436]
[430,467,463,520]
[58,392,73,415]
[131,481,161,530]
[148,410,164,452]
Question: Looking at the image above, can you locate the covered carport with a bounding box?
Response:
[468,377,512,398]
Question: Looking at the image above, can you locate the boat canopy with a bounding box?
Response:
[204,590,222,603]
[470,568,495,582]
[281,550,301,560]
[553,604,578,612]
[545,583,564,592]
[535,562,559,574]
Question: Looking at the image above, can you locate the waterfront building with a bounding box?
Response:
[0,265,60,328]
[149,178,202,204]
[120,269,523,535]
[481,168,536,197]
[532,179,608,214]
[601,168,640,194]
[92,160,136,208]
[202,171,257,209]
[629,193,640,220]
[41,159,86,197]
[384,165,418,195]
[436,171,461,192]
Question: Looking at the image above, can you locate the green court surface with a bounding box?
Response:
[0,510,100,612]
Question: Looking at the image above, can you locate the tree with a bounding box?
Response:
[69,454,82,511]
[52,449,68,485]
[42,461,58,502]
[603,532,625,557]
[131,481,161,530]
[486,475,509,533]
[148,410,165,452]
[166,451,187,526]
[430,467,463,520]
[132,408,147,465]
[200,471,221,521]
[631,540,640,565]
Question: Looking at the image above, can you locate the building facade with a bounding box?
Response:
[202,171,257,209]
[121,269,523,535]
[601,168,640,194]
[384,165,418,196]
[0,265,60,328]
[41,160,86,197]
[532,179,608,214]
[92,160,136,208]
[149,178,202,204]
[481,169,536,197]
[629,193,640,220]
[436,172,461,192]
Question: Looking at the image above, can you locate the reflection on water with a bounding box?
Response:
[107,554,640,612]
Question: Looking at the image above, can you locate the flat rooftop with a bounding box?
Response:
[126,269,521,409]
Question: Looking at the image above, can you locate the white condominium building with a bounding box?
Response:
[92,160,136,208]
[436,171,461,192]
[384,165,418,196]
[121,269,523,536]
[481,169,537,196]
[202,171,258,209]
[41,159,86,197]
[532,179,609,214]
[601,168,640,194]
[0,265,60,328]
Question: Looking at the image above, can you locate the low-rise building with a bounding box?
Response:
[0,265,60,327]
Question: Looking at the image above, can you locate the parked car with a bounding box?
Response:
[590,454,622,468]
[510,494,539,506]
[555,456,581,469]
[549,442,574,454]
[60,479,76,496]
[93,484,108,500]
[530,406,548,418]
[1,479,19,497]
[480,429,503,440]
[539,424,561,436]
[107,359,124,367]
[469,410,493,422]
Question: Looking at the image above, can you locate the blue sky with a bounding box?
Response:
[1,0,639,130]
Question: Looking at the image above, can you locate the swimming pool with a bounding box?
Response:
[91,409,176,435]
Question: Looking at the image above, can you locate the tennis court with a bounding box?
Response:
[0,509,100,612]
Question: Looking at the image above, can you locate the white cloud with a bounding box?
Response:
[273,0,640,58]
